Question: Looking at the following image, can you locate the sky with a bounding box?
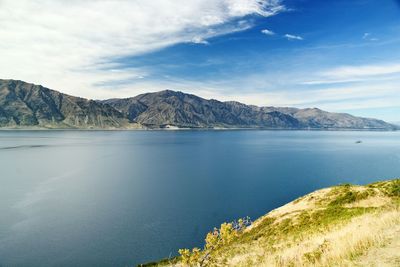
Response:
[0,0,399,121]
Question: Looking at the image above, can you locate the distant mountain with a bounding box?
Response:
[103,90,397,130]
[0,79,397,130]
[102,90,301,129]
[0,79,132,129]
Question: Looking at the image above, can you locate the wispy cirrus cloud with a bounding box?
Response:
[301,63,400,85]
[287,62,400,120]
[284,34,303,40]
[322,63,400,79]
[0,0,285,99]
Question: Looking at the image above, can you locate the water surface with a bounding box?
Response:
[0,130,399,266]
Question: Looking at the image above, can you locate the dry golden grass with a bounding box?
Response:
[149,179,400,267]
[224,181,399,267]
[229,209,400,267]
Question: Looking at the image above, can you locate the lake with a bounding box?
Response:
[0,130,399,266]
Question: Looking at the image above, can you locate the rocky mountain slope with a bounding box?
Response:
[146,179,400,267]
[103,90,397,130]
[0,79,132,129]
[0,79,397,130]
[102,90,301,129]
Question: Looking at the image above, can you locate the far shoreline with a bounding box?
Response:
[0,127,398,132]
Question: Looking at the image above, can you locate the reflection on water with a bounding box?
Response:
[0,130,399,266]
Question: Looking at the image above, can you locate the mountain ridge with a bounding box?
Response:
[102,89,397,130]
[0,79,135,129]
[0,79,397,130]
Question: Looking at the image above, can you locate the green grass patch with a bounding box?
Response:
[328,189,374,206]
[368,179,400,198]
[385,179,400,197]
[236,217,275,244]
[234,205,375,252]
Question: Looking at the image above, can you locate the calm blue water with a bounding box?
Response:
[0,130,399,266]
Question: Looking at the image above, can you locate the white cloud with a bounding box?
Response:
[191,37,209,45]
[301,63,400,85]
[261,29,275,35]
[0,0,284,99]
[301,79,363,85]
[284,34,303,40]
[322,63,400,79]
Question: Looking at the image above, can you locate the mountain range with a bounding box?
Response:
[0,79,397,130]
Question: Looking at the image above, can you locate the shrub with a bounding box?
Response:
[178,217,252,266]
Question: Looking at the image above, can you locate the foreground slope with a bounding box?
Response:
[0,79,132,129]
[147,179,400,267]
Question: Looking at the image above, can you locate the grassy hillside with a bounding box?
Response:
[143,179,400,266]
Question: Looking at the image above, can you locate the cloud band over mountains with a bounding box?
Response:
[0,0,285,98]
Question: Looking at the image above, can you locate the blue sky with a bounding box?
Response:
[0,0,399,121]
